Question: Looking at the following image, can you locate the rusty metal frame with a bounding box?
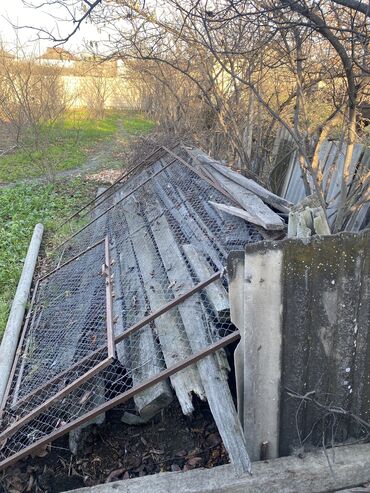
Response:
[0,271,224,461]
[0,237,115,433]
[3,270,221,414]
[0,328,240,471]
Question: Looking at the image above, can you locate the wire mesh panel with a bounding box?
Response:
[0,281,239,471]
[0,147,264,471]
[54,149,262,267]
[0,238,114,445]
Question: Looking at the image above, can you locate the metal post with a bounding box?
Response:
[0,224,44,404]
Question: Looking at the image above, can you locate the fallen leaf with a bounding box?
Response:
[150,448,164,455]
[187,457,203,467]
[105,467,125,483]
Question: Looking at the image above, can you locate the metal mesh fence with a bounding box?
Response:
[55,148,261,267]
[0,285,238,469]
[0,239,114,451]
[0,146,261,471]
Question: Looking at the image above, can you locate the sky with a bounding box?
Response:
[0,0,101,55]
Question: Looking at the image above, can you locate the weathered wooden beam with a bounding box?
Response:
[229,247,283,461]
[209,201,284,231]
[119,232,173,421]
[202,170,285,230]
[144,194,251,475]
[151,174,225,270]
[123,196,205,416]
[62,443,370,493]
[189,148,293,213]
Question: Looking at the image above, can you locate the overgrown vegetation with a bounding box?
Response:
[0,179,96,337]
[42,0,368,233]
[0,110,120,183]
[121,113,155,135]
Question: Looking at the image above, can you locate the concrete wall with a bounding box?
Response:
[229,230,370,460]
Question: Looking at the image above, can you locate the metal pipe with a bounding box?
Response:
[0,224,44,404]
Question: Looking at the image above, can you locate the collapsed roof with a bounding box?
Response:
[0,144,289,474]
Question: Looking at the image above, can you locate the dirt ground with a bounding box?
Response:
[0,398,229,493]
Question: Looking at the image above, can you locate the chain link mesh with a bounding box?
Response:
[0,147,262,470]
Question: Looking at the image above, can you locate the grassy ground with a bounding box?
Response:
[120,112,156,135]
[0,110,155,338]
[0,110,155,183]
[0,180,96,336]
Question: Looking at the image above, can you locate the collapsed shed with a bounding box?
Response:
[0,144,289,474]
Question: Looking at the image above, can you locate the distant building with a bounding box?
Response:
[39,47,77,69]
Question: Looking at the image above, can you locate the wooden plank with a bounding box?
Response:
[241,247,283,461]
[62,443,370,493]
[106,183,173,422]
[173,183,229,259]
[209,201,284,231]
[182,244,229,320]
[123,196,206,416]
[151,174,225,270]
[119,234,173,421]
[196,167,285,230]
[189,148,293,213]
[191,177,262,246]
[144,194,251,475]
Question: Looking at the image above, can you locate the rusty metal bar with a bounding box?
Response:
[57,146,168,229]
[115,270,223,345]
[10,346,107,411]
[104,236,115,359]
[0,356,114,442]
[53,157,177,253]
[0,329,240,471]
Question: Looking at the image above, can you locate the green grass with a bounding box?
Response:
[120,112,156,135]
[0,179,96,338]
[0,111,154,183]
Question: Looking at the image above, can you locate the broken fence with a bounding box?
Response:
[0,146,260,471]
[0,264,239,469]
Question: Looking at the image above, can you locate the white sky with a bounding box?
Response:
[0,0,101,55]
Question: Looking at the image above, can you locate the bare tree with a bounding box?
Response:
[0,43,68,179]
[21,0,370,229]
